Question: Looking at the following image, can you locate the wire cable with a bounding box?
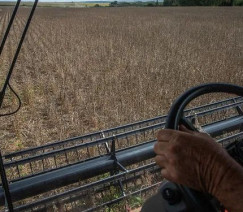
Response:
[0,83,21,117]
[0,0,38,116]
[0,0,21,56]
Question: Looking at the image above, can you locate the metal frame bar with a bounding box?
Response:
[0,152,13,211]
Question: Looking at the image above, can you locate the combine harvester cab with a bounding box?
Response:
[0,1,242,212]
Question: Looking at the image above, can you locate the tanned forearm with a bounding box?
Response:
[212,158,243,212]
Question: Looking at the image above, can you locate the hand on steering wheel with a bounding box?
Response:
[154,125,243,212]
[154,125,231,193]
[153,83,243,212]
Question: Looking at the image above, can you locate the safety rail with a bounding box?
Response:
[0,96,242,211]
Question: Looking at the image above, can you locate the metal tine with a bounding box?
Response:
[79,138,89,159]
[73,198,78,208]
[125,135,130,147]
[53,154,58,168]
[97,144,102,156]
[152,127,155,136]
[104,143,110,154]
[118,181,125,197]
[125,173,129,191]
[29,162,33,176]
[131,125,134,132]
[143,128,146,140]
[41,158,45,172]
[233,98,243,115]
[41,150,45,171]
[15,162,20,178]
[51,146,58,168]
[87,147,91,158]
[62,145,69,165]
[135,130,139,143]
[89,135,100,157]
[100,132,110,154]
[75,147,80,161]
[7,158,14,180]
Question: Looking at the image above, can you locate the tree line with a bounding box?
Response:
[163,0,243,6]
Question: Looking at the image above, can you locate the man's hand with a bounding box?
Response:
[154,125,243,212]
[154,125,229,193]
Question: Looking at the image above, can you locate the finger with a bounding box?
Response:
[161,168,171,180]
[200,132,213,139]
[155,155,168,167]
[157,129,178,142]
[179,124,194,134]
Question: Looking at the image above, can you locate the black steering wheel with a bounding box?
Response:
[165,83,243,211]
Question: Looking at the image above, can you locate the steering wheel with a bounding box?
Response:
[142,83,243,212]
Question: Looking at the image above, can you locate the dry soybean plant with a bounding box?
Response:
[0,7,242,154]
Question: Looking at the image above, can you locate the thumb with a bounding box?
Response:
[179,124,194,134]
